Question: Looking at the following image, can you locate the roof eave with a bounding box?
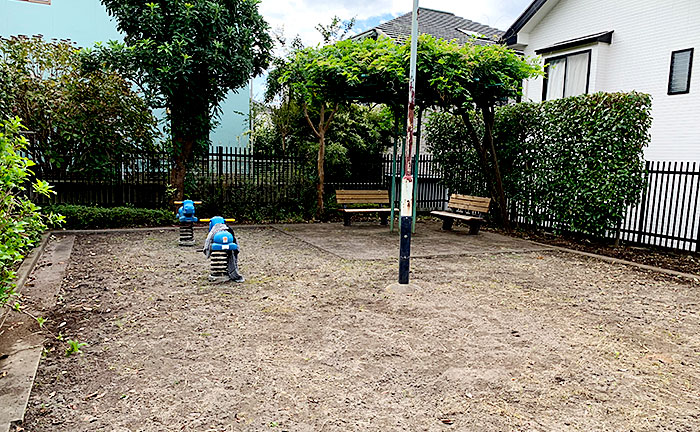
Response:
[503,0,551,44]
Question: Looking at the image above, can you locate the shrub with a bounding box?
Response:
[0,36,159,179]
[186,177,317,223]
[1,118,63,307]
[46,205,174,229]
[426,92,652,236]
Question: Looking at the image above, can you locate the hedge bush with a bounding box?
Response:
[1,118,63,307]
[46,205,174,229]
[426,92,652,236]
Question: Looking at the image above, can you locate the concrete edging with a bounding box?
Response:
[51,224,273,235]
[0,233,51,328]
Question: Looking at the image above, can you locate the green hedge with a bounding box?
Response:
[45,205,174,229]
[427,92,652,236]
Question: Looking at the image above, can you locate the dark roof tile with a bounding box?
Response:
[356,8,503,45]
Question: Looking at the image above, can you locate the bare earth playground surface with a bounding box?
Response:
[17,221,700,431]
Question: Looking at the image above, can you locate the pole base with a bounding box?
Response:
[385,282,420,294]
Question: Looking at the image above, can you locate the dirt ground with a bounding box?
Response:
[17,221,700,431]
[495,227,700,276]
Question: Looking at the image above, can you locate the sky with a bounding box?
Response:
[258,0,533,47]
[254,0,533,99]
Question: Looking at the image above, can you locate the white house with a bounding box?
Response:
[503,0,699,161]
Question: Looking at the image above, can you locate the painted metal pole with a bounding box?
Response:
[389,111,399,232]
[411,108,423,233]
[399,0,419,285]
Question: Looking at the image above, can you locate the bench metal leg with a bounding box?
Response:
[380,213,389,226]
[441,218,454,231]
[343,213,352,226]
[468,221,482,235]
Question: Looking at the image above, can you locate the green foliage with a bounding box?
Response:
[268,34,541,217]
[426,92,652,236]
[253,103,394,182]
[416,35,543,108]
[277,36,406,107]
[187,176,317,223]
[424,111,487,196]
[46,205,174,229]
[87,0,273,198]
[65,339,87,356]
[1,118,63,307]
[0,36,159,178]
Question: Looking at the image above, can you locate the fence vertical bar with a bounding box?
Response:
[411,108,423,233]
[636,160,650,244]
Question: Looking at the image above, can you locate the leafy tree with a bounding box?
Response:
[0,36,158,178]
[415,35,543,228]
[269,37,405,214]
[88,0,273,199]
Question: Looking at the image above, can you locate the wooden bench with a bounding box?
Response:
[336,190,397,226]
[431,194,491,234]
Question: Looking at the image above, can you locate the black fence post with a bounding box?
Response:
[636,160,651,244]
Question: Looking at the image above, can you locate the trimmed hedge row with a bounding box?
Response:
[427,92,652,236]
[45,205,174,229]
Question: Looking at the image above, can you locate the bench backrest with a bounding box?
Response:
[336,190,390,205]
[447,194,491,214]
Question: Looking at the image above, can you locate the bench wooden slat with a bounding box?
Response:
[447,194,491,213]
[449,203,491,212]
[341,208,397,213]
[336,198,390,204]
[430,210,484,222]
[336,189,390,204]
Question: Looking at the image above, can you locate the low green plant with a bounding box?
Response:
[1,118,63,308]
[65,339,87,356]
[45,205,174,229]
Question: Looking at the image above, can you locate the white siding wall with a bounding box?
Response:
[518,0,700,161]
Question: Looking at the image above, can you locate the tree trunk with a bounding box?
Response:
[170,134,195,201]
[303,102,337,218]
[169,96,208,201]
[480,105,511,231]
[317,129,325,214]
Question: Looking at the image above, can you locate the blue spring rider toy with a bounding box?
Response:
[205,216,244,283]
[177,200,198,246]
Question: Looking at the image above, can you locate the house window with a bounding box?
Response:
[668,48,693,95]
[542,50,591,100]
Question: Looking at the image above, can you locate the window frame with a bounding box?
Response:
[542,49,592,101]
[668,48,694,95]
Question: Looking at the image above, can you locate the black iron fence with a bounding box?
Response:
[27,148,700,253]
[28,148,449,210]
[509,160,700,252]
[618,161,700,252]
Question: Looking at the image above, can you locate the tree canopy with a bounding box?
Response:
[0,36,158,178]
[86,0,274,198]
[268,34,542,219]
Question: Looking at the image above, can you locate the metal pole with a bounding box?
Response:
[389,110,399,232]
[399,0,419,285]
[411,108,423,233]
